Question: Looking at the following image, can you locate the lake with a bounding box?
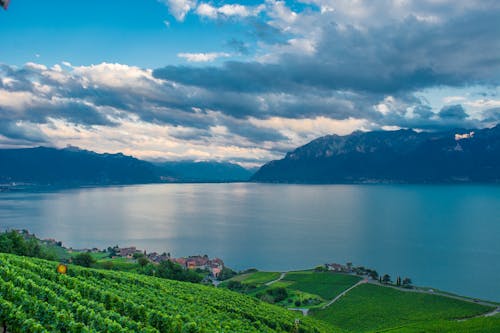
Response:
[0,183,499,301]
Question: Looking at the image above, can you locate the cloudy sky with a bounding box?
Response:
[0,0,499,167]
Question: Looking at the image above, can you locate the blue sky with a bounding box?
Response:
[0,0,499,166]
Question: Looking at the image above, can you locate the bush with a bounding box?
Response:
[138,257,149,267]
[218,267,237,281]
[72,253,96,267]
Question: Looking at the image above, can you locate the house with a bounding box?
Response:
[172,257,187,267]
[147,252,170,264]
[170,255,225,277]
[117,247,139,259]
[326,263,347,272]
[185,255,209,270]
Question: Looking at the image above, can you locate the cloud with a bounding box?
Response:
[2,1,499,163]
[178,52,231,62]
[438,104,468,120]
[160,0,197,21]
[195,2,265,19]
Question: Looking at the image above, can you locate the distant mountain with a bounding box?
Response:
[0,147,252,187]
[252,125,500,183]
[154,161,252,182]
[0,146,167,186]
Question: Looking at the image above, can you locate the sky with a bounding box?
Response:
[0,0,499,167]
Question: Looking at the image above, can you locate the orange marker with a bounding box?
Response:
[56,263,68,274]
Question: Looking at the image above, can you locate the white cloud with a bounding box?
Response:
[196,3,217,18]
[160,0,197,21]
[178,52,231,62]
[195,2,265,19]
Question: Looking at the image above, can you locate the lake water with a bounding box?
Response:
[1,183,499,301]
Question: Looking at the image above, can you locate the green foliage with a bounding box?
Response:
[217,267,237,281]
[227,271,281,286]
[72,252,96,267]
[154,260,203,283]
[311,283,493,332]
[391,315,500,332]
[314,265,327,272]
[0,253,335,332]
[282,271,361,300]
[138,257,149,267]
[0,230,55,260]
[266,287,288,303]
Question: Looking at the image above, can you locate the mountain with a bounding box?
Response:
[252,125,500,183]
[0,146,168,186]
[154,161,253,182]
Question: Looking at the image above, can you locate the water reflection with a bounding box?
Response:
[0,183,499,301]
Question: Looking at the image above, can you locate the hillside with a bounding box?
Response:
[0,146,166,186]
[0,147,254,187]
[0,253,334,333]
[220,270,499,333]
[252,125,500,183]
[155,161,252,182]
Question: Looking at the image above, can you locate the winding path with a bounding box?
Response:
[321,279,368,309]
[265,272,287,286]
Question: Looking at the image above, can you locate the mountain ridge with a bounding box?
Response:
[252,125,500,183]
[0,147,252,187]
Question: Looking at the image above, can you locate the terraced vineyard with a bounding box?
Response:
[281,271,361,300]
[311,283,495,332]
[0,253,336,333]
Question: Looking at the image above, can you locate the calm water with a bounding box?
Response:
[0,183,499,301]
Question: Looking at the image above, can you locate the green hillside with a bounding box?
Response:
[311,283,495,332]
[0,253,336,333]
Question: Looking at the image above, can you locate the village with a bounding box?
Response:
[69,244,226,278]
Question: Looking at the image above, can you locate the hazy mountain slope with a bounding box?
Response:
[155,161,252,182]
[0,146,166,186]
[252,125,500,183]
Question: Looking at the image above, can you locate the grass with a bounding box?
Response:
[282,271,362,300]
[219,271,281,288]
[311,283,494,332]
[95,257,139,271]
[389,314,500,332]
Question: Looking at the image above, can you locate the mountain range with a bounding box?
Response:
[0,146,252,187]
[251,125,500,183]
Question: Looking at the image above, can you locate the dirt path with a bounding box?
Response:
[265,272,287,286]
[288,307,310,316]
[321,279,368,309]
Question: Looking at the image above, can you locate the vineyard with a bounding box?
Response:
[0,253,336,333]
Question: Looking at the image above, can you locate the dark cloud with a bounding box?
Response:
[154,9,500,94]
[438,104,468,120]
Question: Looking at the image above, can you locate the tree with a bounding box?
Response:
[138,257,149,267]
[369,270,378,280]
[156,260,202,283]
[382,274,391,284]
[346,262,353,271]
[402,277,412,288]
[72,253,96,267]
[218,267,237,281]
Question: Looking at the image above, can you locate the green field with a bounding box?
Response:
[0,253,336,332]
[232,271,281,285]
[282,271,362,300]
[390,314,500,333]
[219,271,281,289]
[311,283,493,332]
